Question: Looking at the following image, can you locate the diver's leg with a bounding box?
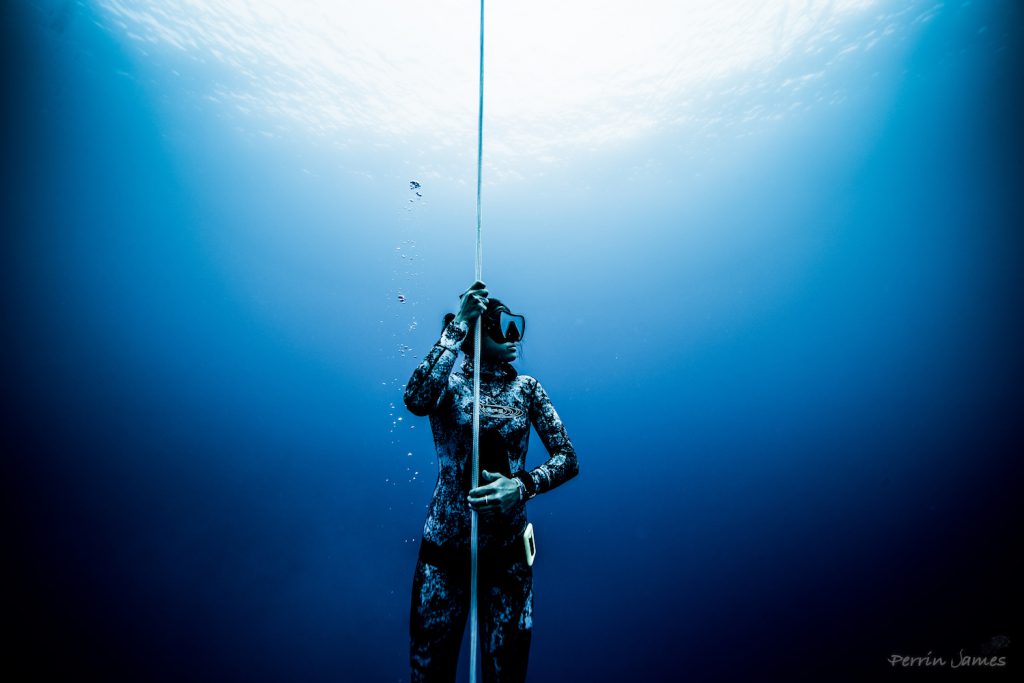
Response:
[410,558,470,682]
[480,560,533,683]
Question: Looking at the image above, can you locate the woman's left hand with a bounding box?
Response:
[468,470,521,517]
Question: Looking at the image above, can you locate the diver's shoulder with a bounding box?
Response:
[515,374,541,391]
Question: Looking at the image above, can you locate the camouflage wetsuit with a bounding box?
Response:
[403,317,579,682]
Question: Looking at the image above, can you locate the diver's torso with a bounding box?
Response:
[424,362,534,549]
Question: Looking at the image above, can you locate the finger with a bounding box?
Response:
[468,485,501,501]
[469,480,500,493]
[468,483,499,497]
[462,294,489,313]
[468,497,499,511]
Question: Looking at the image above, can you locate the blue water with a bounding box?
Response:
[6,1,1021,681]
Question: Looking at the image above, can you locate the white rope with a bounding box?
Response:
[469,0,484,681]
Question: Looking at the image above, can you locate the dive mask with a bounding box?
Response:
[485,309,525,344]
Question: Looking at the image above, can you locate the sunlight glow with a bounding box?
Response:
[97,0,924,162]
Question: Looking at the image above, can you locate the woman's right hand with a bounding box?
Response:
[455,281,488,324]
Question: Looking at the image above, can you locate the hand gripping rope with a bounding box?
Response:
[470,1,485,681]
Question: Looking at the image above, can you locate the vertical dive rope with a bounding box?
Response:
[469,1,485,682]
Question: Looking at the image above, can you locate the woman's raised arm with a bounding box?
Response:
[403,282,488,416]
[403,318,469,416]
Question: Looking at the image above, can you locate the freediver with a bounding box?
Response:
[403,281,580,682]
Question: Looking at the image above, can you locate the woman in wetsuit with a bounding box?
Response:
[403,281,580,683]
